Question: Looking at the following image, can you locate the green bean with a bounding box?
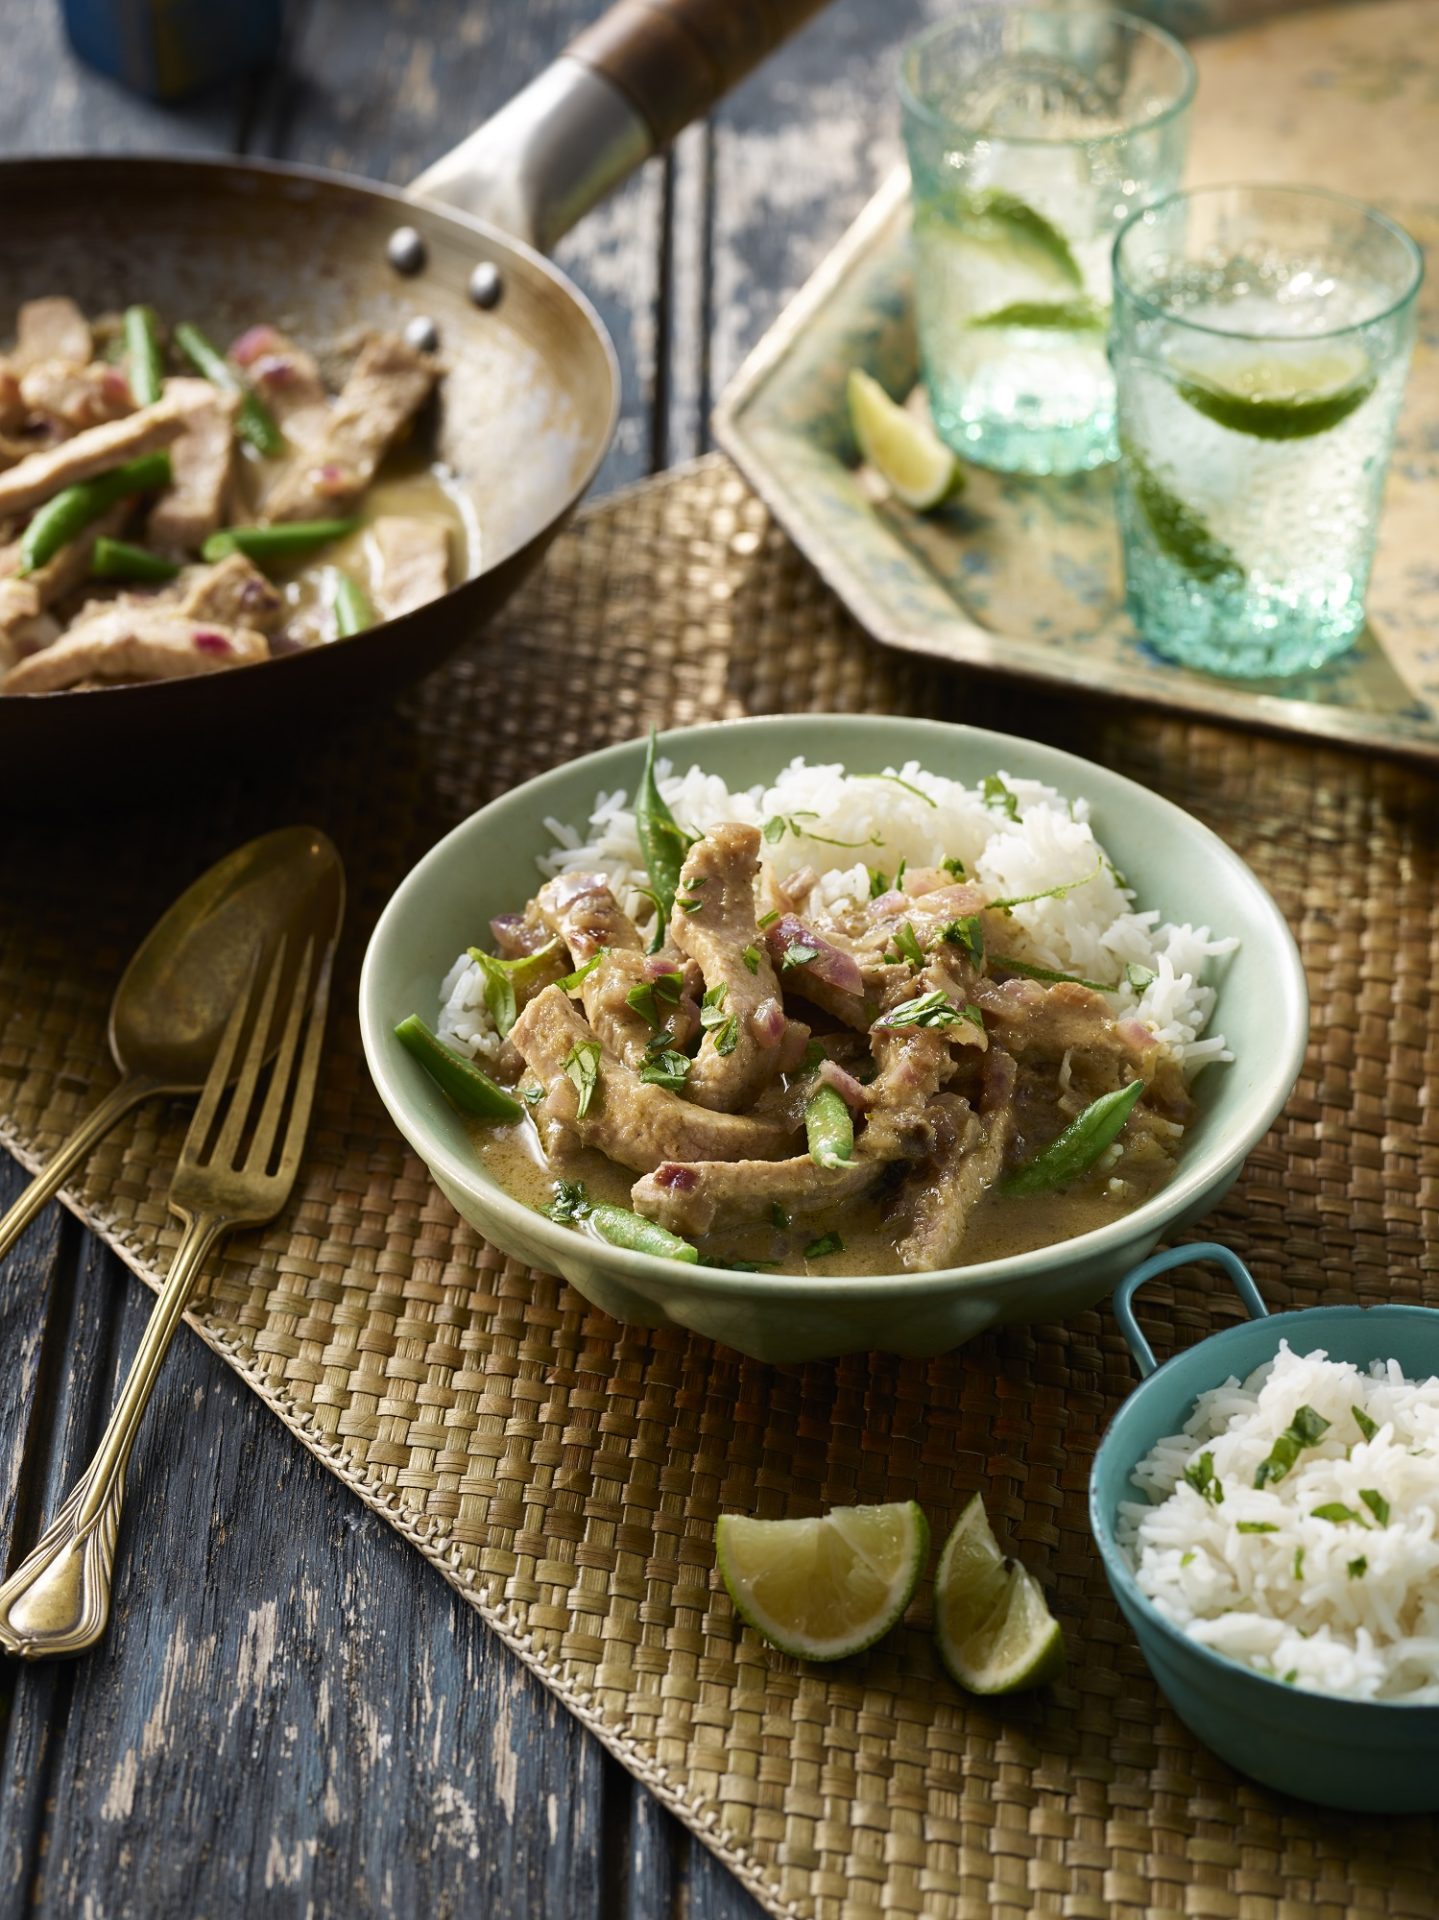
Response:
[173,321,285,456]
[18,451,173,576]
[635,728,693,951]
[1003,1081,1145,1195]
[123,305,165,407]
[89,536,180,584]
[202,519,357,566]
[587,1203,699,1264]
[805,1085,856,1170]
[333,571,375,637]
[394,1014,523,1121]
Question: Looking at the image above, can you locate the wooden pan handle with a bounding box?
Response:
[568,0,832,149]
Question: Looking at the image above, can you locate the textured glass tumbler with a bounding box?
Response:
[1112,185,1423,679]
[900,6,1193,477]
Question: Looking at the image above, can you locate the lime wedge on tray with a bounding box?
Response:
[848,370,962,510]
[933,1493,1065,1694]
[1122,442,1244,585]
[1169,339,1375,441]
[716,1500,929,1661]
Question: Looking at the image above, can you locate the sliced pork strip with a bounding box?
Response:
[670,824,789,1112]
[10,298,92,373]
[19,361,134,433]
[0,501,128,669]
[229,326,332,451]
[895,1050,1019,1270]
[368,515,451,619]
[2,607,267,692]
[509,988,796,1173]
[264,333,438,521]
[537,872,645,961]
[147,385,239,550]
[763,912,873,1029]
[178,552,285,634]
[569,950,674,1069]
[631,1154,882,1238]
[0,381,196,519]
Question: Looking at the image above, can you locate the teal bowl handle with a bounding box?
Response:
[1114,1242,1268,1379]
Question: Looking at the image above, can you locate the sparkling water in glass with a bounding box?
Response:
[900,6,1193,477]
[1112,185,1423,678]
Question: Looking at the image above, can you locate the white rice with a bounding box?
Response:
[1119,1343,1439,1703]
[438,755,1237,1071]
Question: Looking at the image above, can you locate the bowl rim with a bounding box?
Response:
[1088,1299,1439,1716]
[359,712,1310,1302]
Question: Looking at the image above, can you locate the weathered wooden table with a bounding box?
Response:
[0,1,932,1912]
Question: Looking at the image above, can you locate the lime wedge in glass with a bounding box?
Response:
[716,1500,929,1661]
[848,370,963,510]
[968,298,1108,332]
[1168,339,1375,441]
[940,188,1083,288]
[933,1493,1065,1694]
[1122,442,1244,585]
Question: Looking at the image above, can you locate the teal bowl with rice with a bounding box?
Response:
[359,714,1308,1362]
[1091,1243,1439,1812]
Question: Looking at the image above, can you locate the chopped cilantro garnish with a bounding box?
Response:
[742,944,761,975]
[781,941,819,971]
[1352,1405,1379,1442]
[982,774,1019,820]
[625,969,684,1025]
[1359,1488,1390,1525]
[757,909,780,930]
[1125,962,1155,992]
[762,811,880,849]
[1254,1405,1330,1488]
[1293,1547,1305,1579]
[890,922,925,969]
[874,989,966,1030]
[562,1040,601,1119]
[860,772,936,807]
[1237,1521,1279,1533]
[803,1231,845,1258]
[1311,1502,1364,1525]
[990,954,1116,993]
[988,860,1103,914]
[1347,1556,1368,1579]
[545,1179,591,1224]
[1183,1452,1223,1505]
[770,1203,790,1229]
[942,855,966,877]
[942,915,984,966]
[640,1049,691,1092]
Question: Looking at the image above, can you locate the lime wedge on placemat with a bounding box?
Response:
[848,370,962,509]
[933,1493,1065,1694]
[716,1501,929,1660]
[1170,339,1376,441]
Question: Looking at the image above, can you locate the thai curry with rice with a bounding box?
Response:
[398,747,1198,1275]
[0,295,471,692]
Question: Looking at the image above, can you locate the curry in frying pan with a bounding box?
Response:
[0,297,473,692]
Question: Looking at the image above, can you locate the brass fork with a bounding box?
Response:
[0,930,334,1659]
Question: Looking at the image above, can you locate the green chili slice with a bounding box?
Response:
[394,1014,522,1120]
[635,728,693,951]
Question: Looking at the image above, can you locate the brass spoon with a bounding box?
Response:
[0,826,344,1264]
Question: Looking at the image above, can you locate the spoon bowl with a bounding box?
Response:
[0,825,344,1264]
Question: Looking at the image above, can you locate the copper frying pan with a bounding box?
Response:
[0,0,828,780]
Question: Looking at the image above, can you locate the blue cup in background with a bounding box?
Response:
[61,0,284,101]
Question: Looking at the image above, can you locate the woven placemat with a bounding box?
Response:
[2,454,1436,1919]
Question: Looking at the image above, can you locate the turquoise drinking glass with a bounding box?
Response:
[899,5,1193,478]
[1111,184,1424,678]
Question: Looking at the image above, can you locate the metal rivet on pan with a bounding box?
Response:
[387,226,427,275]
[403,315,441,353]
[467,262,503,309]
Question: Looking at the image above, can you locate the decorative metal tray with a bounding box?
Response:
[714,0,1439,762]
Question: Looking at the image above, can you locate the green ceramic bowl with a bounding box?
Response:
[1092,1243,1439,1811]
[358,715,1308,1362]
